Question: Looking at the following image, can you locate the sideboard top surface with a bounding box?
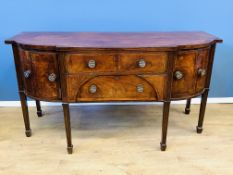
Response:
[5,32,222,50]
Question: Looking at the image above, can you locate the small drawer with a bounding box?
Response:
[118,52,168,73]
[64,74,167,102]
[64,53,116,73]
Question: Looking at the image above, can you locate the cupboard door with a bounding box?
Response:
[19,49,33,95]
[172,51,197,98]
[29,51,60,100]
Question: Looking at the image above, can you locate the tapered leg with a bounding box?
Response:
[197,90,209,133]
[185,98,191,115]
[36,100,43,117]
[62,103,73,154]
[160,101,171,151]
[19,91,31,137]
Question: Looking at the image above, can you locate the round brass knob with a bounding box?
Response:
[48,73,56,82]
[88,60,96,68]
[136,84,144,93]
[24,70,31,79]
[197,68,206,77]
[138,59,146,68]
[174,71,184,80]
[89,84,97,94]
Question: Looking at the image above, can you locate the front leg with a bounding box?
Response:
[160,101,171,151]
[19,91,31,137]
[196,90,209,133]
[36,100,43,117]
[62,103,73,154]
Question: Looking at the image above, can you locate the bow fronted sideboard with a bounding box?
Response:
[5,32,222,154]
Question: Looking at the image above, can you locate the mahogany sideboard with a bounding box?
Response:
[5,32,222,154]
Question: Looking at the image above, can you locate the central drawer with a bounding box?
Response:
[63,52,168,102]
[64,74,167,102]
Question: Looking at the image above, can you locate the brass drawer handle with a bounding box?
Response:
[89,84,97,93]
[197,68,206,77]
[138,59,146,68]
[174,71,184,80]
[48,73,56,82]
[24,70,31,79]
[88,59,96,68]
[136,84,144,93]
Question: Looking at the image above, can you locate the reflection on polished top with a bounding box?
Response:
[5,32,222,49]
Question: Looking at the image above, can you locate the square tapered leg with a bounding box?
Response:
[160,101,171,151]
[36,100,43,117]
[62,103,73,154]
[197,90,209,133]
[185,98,191,115]
[19,91,31,137]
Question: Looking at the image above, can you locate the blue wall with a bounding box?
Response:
[0,0,232,100]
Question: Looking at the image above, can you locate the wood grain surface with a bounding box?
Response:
[5,32,222,153]
[5,32,222,49]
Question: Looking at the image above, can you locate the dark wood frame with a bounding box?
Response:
[6,32,222,154]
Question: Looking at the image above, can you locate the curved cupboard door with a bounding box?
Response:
[195,48,210,92]
[171,48,210,99]
[19,49,60,100]
[172,50,197,98]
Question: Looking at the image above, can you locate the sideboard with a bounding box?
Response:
[5,32,222,154]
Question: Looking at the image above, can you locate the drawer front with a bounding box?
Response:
[64,75,167,102]
[171,48,210,98]
[64,53,116,73]
[118,52,168,73]
[19,49,60,100]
